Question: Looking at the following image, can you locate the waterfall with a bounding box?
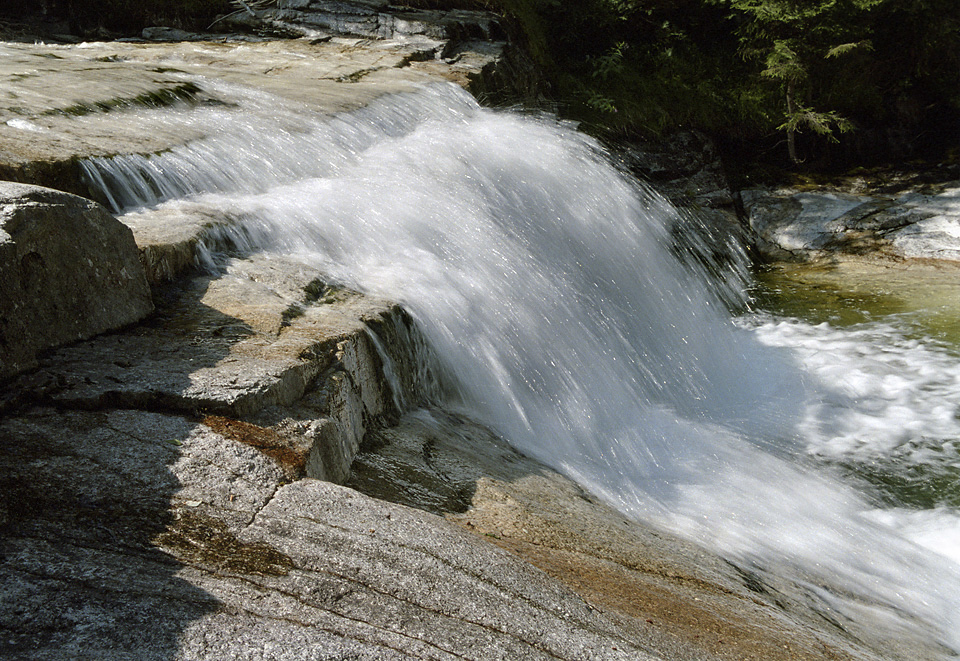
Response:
[85,81,960,654]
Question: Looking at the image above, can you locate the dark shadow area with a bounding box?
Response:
[0,1,232,43]
[0,273,264,660]
[0,408,218,659]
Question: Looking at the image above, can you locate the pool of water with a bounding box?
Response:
[750,259,960,347]
[746,258,960,564]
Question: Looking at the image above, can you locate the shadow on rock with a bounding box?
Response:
[0,408,221,659]
[0,275,287,659]
[347,408,532,516]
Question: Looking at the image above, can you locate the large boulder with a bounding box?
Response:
[0,182,153,379]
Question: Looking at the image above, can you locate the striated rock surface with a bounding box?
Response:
[0,182,153,379]
[2,393,907,660]
[2,406,665,660]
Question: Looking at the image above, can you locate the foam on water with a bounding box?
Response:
[80,82,479,213]
[751,316,960,468]
[866,507,960,565]
[751,313,960,574]
[86,81,960,653]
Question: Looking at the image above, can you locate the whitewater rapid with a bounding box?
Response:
[85,82,960,654]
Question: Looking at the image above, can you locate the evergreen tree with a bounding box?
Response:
[718,0,880,162]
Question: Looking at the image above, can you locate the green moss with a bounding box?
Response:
[336,68,377,83]
[154,508,294,576]
[50,82,202,117]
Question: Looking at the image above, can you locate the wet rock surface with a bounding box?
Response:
[221,0,504,44]
[0,34,503,198]
[349,412,937,661]
[740,181,960,264]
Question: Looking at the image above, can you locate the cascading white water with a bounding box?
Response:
[85,81,960,654]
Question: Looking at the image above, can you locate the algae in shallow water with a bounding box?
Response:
[751,261,960,349]
[153,508,294,576]
[50,82,203,117]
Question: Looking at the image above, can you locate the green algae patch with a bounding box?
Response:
[154,508,294,576]
[751,259,960,349]
[49,81,203,117]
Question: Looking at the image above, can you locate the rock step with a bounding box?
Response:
[0,37,504,201]
[116,202,242,285]
[11,251,420,483]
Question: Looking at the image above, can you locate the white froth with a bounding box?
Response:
[750,316,960,463]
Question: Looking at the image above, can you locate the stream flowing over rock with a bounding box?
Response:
[1,10,957,660]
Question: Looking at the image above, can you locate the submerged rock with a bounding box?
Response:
[615,131,733,210]
[613,132,751,300]
[0,182,153,379]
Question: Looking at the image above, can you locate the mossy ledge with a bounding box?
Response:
[47,81,203,118]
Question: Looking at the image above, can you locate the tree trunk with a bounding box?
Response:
[786,80,799,163]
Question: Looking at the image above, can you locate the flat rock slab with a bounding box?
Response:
[0,37,501,195]
[0,406,662,660]
[741,182,960,263]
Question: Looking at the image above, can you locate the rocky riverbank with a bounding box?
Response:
[5,180,913,660]
[1,7,956,659]
[740,175,960,264]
